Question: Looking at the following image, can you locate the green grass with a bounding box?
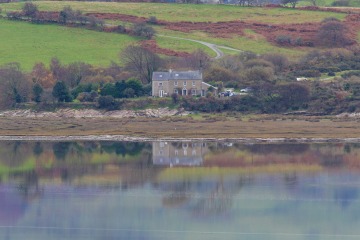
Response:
[2,1,346,23]
[0,19,139,70]
[157,28,306,60]
[155,35,216,57]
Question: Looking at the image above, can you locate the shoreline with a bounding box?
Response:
[2,135,360,143]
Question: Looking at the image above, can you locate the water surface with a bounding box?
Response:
[0,141,360,239]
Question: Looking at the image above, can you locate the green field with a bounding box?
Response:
[0,19,141,70]
[2,1,346,23]
[0,18,217,70]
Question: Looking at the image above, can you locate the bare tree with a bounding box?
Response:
[317,19,352,47]
[184,49,211,70]
[0,63,31,109]
[120,45,162,84]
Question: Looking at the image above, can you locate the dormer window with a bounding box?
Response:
[175,74,179,77]
[159,74,162,78]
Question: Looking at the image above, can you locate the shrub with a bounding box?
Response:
[146,16,158,25]
[131,23,156,39]
[113,25,126,33]
[22,2,38,19]
[331,0,349,6]
[276,35,292,45]
[328,72,336,76]
[97,95,120,110]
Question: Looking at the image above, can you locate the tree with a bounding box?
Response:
[131,23,156,39]
[52,81,72,102]
[22,2,38,19]
[121,45,162,84]
[0,63,31,109]
[58,6,75,24]
[317,19,351,47]
[31,62,56,89]
[263,53,289,74]
[32,83,43,103]
[184,49,211,70]
[281,0,299,8]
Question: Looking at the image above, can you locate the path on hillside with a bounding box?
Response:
[157,34,243,59]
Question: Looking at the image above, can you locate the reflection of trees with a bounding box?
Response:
[192,180,233,217]
[100,142,150,156]
[0,141,30,167]
[157,176,249,217]
[53,142,71,161]
[283,173,298,190]
[240,144,310,155]
[33,142,43,156]
[17,171,43,201]
[320,155,344,167]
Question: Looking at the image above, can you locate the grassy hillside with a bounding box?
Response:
[2,2,346,23]
[0,1,355,66]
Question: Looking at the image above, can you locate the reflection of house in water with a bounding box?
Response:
[153,142,209,167]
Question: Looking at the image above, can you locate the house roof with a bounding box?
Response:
[152,70,202,81]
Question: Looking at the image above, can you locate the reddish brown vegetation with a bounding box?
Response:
[88,10,360,47]
[140,40,190,57]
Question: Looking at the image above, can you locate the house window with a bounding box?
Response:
[174,81,178,86]
[174,89,178,94]
[183,81,187,86]
[158,82,163,86]
[192,81,196,86]
[192,89,196,96]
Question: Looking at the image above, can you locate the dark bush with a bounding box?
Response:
[97,95,120,110]
[276,35,292,45]
[331,0,349,6]
[131,23,155,39]
[146,16,158,25]
[328,72,336,76]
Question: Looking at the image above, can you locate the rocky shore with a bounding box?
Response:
[1,135,360,143]
[0,108,189,118]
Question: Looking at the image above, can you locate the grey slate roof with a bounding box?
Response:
[152,70,202,81]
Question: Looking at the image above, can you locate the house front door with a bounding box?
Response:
[182,89,187,96]
[159,90,164,97]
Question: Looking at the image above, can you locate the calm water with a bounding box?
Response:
[0,141,360,239]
